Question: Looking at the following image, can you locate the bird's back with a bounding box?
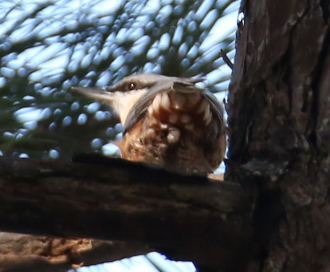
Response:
[118,80,226,173]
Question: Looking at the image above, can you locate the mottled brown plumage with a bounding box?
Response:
[72,74,226,173]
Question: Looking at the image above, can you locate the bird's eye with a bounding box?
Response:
[127,82,136,90]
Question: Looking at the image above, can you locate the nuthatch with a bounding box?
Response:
[72,74,226,173]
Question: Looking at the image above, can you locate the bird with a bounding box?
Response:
[71,74,226,173]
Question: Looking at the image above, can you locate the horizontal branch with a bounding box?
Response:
[0,156,253,269]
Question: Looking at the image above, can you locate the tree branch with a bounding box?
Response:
[0,233,151,272]
[0,156,253,270]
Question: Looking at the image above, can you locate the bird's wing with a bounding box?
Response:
[123,79,175,134]
[123,78,224,134]
[202,90,225,127]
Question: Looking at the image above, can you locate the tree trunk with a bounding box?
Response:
[228,0,330,271]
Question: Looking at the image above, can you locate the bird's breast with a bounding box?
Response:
[117,91,226,173]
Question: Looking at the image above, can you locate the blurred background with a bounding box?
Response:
[0,0,238,271]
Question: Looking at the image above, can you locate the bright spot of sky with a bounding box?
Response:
[86,102,101,113]
[106,127,115,137]
[114,123,123,133]
[23,121,38,130]
[49,122,57,131]
[23,95,35,101]
[49,149,59,159]
[77,113,88,125]
[91,138,102,148]
[70,253,195,272]
[91,0,124,15]
[0,77,7,87]
[71,101,80,111]
[102,142,120,156]
[95,110,106,121]
[62,116,72,126]
[14,107,51,123]
[115,133,123,141]
[3,132,14,139]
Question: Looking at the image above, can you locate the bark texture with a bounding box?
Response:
[228,0,330,271]
[0,233,150,272]
[0,156,251,271]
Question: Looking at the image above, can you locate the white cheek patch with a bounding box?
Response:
[113,89,147,124]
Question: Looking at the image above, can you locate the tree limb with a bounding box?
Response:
[0,156,253,270]
[0,233,151,272]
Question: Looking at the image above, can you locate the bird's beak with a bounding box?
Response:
[71,86,115,104]
[71,86,147,125]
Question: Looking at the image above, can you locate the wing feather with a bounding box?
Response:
[123,78,224,134]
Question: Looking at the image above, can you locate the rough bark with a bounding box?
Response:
[0,156,252,271]
[0,233,150,272]
[228,0,330,271]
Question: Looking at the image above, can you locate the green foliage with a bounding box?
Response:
[0,0,237,161]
